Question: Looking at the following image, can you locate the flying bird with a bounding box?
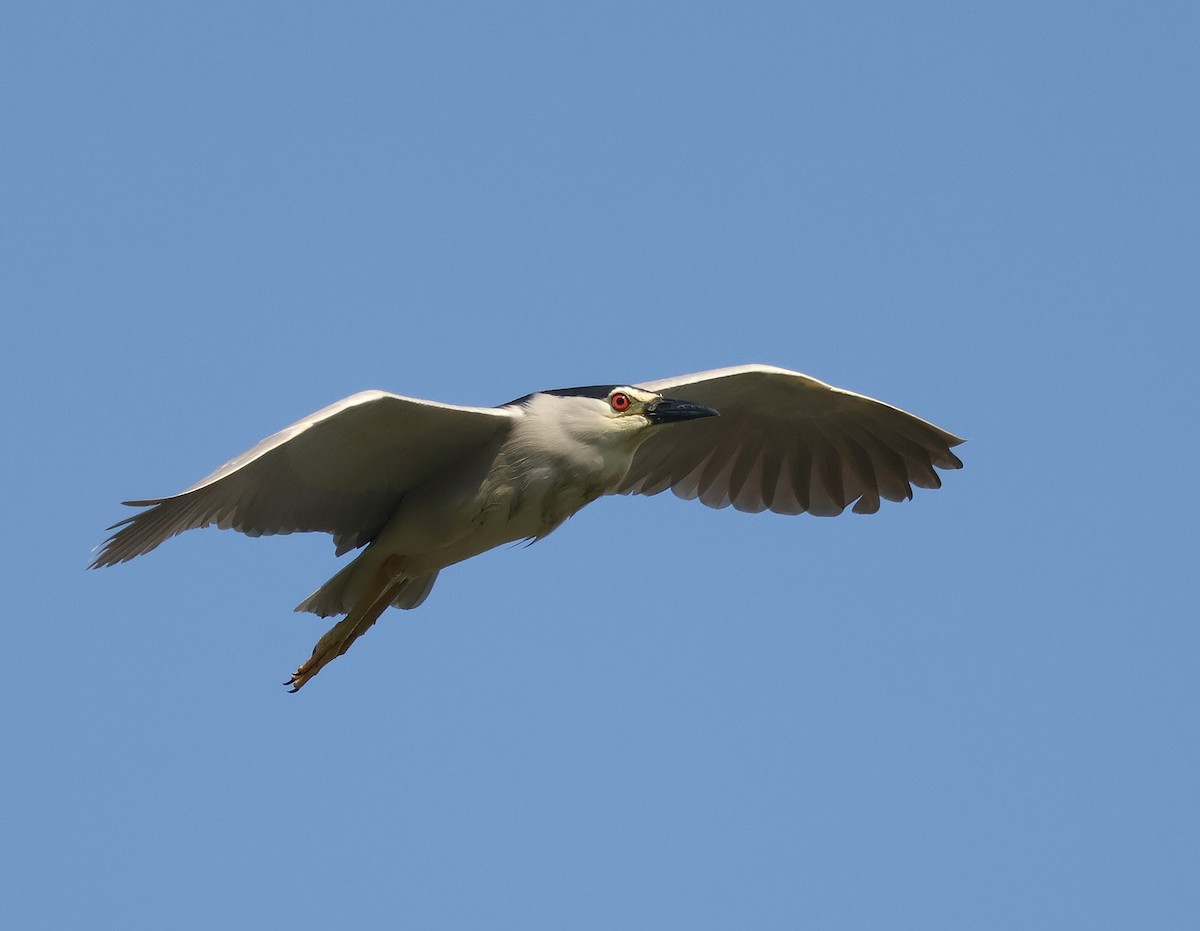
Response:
[92,364,964,690]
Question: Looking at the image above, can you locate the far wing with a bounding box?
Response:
[92,391,515,566]
[618,364,964,516]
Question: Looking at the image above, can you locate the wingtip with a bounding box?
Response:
[87,543,122,570]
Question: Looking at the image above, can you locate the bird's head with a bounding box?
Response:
[607,386,720,428]
[515,384,718,449]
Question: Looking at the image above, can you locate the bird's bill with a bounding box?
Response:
[643,397,719,424]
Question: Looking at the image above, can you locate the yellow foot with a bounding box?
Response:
[284,558,406,692]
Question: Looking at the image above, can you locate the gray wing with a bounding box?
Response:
[92,391,515,567]
[618,364,964,516]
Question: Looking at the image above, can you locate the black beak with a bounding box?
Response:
[644,397,719,425]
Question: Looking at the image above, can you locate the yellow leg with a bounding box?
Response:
[286,557,404,692]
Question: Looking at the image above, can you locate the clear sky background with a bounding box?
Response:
[4,2,1197,928]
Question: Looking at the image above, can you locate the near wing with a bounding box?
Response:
[91,391,515,567]
[619,364,964,516]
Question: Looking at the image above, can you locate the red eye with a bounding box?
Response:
[610,392,631,412]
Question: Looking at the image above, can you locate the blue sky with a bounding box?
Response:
[4,1,1197,927]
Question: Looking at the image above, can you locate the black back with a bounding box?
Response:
[501,384,624,407]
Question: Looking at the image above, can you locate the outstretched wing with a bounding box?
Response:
[618,364,964,516]
[92,391,515,567]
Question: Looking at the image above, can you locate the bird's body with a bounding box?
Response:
[92,364,965,690]
[298,392,644,621]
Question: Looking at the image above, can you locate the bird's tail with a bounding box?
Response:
[294,558,362,617]
[294,555,439,617]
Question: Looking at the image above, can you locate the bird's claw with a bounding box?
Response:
[284,665,314,692]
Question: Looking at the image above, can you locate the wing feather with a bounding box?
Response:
[616,364,963,517]
[92,391,514,567]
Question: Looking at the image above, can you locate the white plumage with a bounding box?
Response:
[92,364,964,689]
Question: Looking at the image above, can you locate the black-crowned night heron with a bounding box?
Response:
[92,364,964,690]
